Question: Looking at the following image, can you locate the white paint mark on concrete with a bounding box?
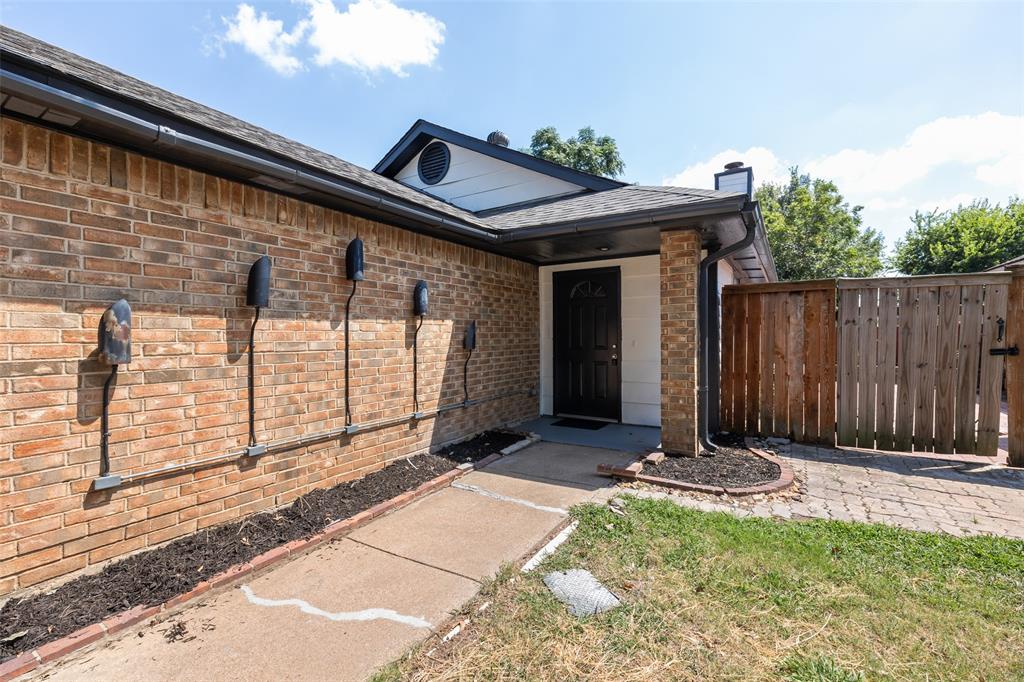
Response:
[451,482,567,515]
[521,521,578,573]
[240,585,431,629]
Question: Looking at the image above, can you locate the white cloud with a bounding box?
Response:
[305,0,445,77]
[218,0,445,78]
[916,193,978,214]
[803,113,1024,195]
[662,146,788,189]
[663,113,1024,246]
[223,4,308,76]
[864,197,909,211]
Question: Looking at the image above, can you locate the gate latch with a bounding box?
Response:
[989,345,1020,356]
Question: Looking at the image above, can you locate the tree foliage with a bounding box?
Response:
[755,168,885,281]
[892,198,1024,275]
[524,126,625,178]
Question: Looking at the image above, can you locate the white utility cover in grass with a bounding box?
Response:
[543,569,621,617]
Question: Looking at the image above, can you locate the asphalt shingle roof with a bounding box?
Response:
[483,185,744,231]
[0,25,746,235]
[0,25,489,230]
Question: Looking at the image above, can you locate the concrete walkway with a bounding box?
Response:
[635,441,1024,540]
[26,442,634,682]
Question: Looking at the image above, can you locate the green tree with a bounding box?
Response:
[524,126,625,178]
[892,198,1024,275]
[755,168,885,281]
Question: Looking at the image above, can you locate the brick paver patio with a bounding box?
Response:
[634,442,1024,540]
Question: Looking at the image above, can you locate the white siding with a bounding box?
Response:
[395,139,585,212]
[717,259,737,291]
[539,256,660,426]
[715,169,751,196]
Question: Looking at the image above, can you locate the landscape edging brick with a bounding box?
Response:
[0,436,537,682]
[596,445,795,497]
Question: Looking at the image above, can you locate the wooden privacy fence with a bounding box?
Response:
[720,271,1019,459]
[721,280,837,444]
[836,273,1011,456]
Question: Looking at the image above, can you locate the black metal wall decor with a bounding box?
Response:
[345,238,365,282]
[94,299,132,491]
[344,239,364,431]
[463,320,476,404]
[412,280,428,416]
[245,256,271,456]
[413,280,429,317]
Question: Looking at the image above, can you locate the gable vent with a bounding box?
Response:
[417,141,451,185]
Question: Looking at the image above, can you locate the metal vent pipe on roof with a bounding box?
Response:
[486,131,510,147]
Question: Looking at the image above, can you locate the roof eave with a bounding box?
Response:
[0,60,506,248]
[499,195,749,242]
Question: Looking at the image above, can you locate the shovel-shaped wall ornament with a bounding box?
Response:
[94,299,132,491]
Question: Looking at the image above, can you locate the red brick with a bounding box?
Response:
[0,119,540,593]
[207,562,252,588]
[163,580,211,610]
[248,545,290,572]
[0,652,38,681]
[101,604,161,636]
[34,623,105,664]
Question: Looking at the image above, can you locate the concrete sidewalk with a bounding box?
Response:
[27,442,634,682]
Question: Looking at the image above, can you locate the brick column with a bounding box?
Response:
[660,229,700,456]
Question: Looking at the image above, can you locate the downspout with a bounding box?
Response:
[697,209,756,453]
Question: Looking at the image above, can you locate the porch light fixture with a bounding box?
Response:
[463,320,476,404]
[245,255,271,457]
[344,238,364,432]
[94,299,132,491]
[412,280,428,417]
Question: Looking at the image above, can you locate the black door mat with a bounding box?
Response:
[551,418,608,430]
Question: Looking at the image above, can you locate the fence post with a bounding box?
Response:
[1007,265,1024,467]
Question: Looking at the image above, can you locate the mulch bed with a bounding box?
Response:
[0,430,524,662]
[644,445,781,488]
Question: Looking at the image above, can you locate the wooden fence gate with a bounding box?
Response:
[721,271,1017,458]
[721,280,837,445]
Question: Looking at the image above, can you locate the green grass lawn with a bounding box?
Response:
[376,496,1024,681]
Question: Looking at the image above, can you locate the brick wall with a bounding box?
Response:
[0,119,539,596]
[660,229,700,455]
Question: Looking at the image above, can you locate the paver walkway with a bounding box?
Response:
[636,441,1024,539]
[24,442,635,682]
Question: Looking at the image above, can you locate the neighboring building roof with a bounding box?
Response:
[374,119,625,193]
[987,253,1024,271]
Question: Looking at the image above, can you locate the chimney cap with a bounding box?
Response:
[724,161,745,170]
[486,130,510,147]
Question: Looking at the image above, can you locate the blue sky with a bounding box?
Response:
[4,1,1022,249]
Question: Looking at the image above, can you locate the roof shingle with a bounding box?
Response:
[0,25,747,236]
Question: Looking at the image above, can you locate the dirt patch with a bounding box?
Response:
[0,430,524,661]
[644,446,781,488]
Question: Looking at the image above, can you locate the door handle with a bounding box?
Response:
[611,353,618,365]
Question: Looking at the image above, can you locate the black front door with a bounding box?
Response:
[553,267,621,421]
